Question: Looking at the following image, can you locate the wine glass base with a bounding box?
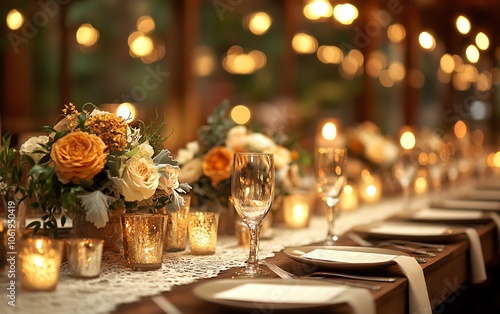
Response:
[324,235,341,246]
[232,265,273,279]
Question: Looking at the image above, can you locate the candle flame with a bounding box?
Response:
[321,122,337,141]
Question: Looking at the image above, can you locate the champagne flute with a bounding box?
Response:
[231,152,274,278]
[315,147,347,246]
[393,150,418,211]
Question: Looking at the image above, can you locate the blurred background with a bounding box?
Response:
[1,0,499,153]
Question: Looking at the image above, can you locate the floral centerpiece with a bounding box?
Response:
[1,103,190,241]
[175,101,297,231]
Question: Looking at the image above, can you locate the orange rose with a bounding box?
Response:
[202,146,233,186]
[50,131,108,184]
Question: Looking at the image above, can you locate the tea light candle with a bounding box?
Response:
[164,195,191,252]
[340,183,358,211]
[66,238,104,278]
[283,194,311,228]
[315,119,344,148]
[121,214,166,271]
[20,237,63,291]
[359,170,382,203]
[188,212,219,255]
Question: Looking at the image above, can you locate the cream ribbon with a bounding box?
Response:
[487,212,500,253]
[393,255,432,314]
[464,228,487,283]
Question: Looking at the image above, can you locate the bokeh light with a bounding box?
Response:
[456,15,471,34]
[6,9,24,30]
[231,105,251,124]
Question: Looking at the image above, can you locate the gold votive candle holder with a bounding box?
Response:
[188,212,219,255]
[66,238,104,278]
[19,237,64,291]
[121,214,166,271]
[235,218,250,247]
[283,193,312,229]
[164,195,190,252]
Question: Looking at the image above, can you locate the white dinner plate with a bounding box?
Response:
[193,278,348,311]
[430,199,500,211]
[394,208,492,224]
[283,246,405,270]
[351,222,466,242]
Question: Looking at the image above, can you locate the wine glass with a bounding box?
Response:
[231,152,275,278]
[315,147,347,246]
[392,150,418,211]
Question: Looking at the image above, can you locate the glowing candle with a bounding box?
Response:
[283,194,311,228]
[188,212,219,255]
[340,184,359,211]
[20,237,63,291]
[359,170,382,203]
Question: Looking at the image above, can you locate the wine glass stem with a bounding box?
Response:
[403,186,411,211]
[325,201,339,245]
[247,223,260,272]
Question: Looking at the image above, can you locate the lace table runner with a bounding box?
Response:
[1,196,427,314]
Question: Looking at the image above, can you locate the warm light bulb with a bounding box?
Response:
[333,4,359,25]
[456,15,471,35]
[400,131,416,150]
[116,102,136,123]
[465,45,480,63]
[419,32,436,50]
[475,32,489,50]
[6,9,24,30]
[321,122,337,140]
[248,12,272,35]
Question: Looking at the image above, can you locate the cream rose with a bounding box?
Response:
[50,131,107,184]
[178,158,203,184]
[121,156,160,201]
[20,135,49,164]
[202,147,233,186]
[158,164,180,196]
[273,145,292,170]
[244,133,276,153]
[225,126,248,152]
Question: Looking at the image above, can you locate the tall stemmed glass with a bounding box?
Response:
[231,152,275,278]
[393,150,418,211]
[315,147,347,246]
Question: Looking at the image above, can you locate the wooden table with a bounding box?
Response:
[113,219,500,314]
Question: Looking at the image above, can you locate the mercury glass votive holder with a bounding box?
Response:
[66,238,104,278]
[19,237,64,291]
[164,195,190,252]
[121,214,166,271]
[188,212,219,255]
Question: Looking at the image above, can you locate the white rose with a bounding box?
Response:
[177,148,194,165]
[185,141,199,154]
[273,145,292,170]
[19,135,50,164]
[178,158,203,184]
[134,142,154,159]
[245,133,276,153]
[158,164,180,196]
[226,126,248,151]
[120,156,159,201]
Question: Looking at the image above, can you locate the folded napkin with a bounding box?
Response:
[393,256,432,314]
[302,249,431,314]
[464,228,487,283]
[414,208,500,254]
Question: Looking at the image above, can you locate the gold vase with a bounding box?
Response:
[70,209,124,253]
